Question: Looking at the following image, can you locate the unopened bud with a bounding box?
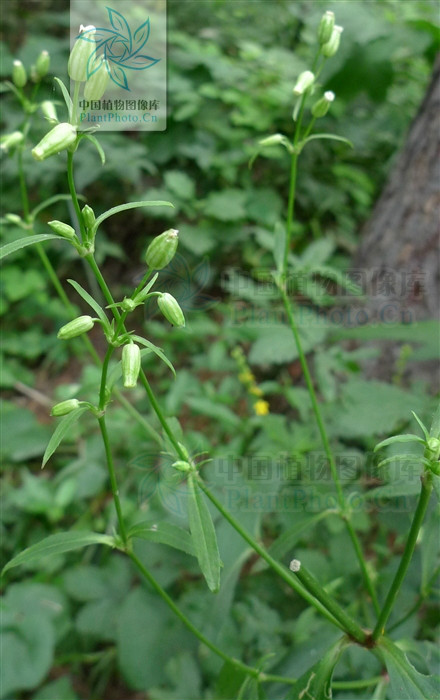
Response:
[318,11,335,45]
[157,293,185,327]
[321,25,343,58]
[51,399,80,416]
[1,131,24,153]
[122,343,141,388]
[35,50,50,79]
[121,297,137,312]
[84,59,110,101]
[32,122,77,161]
[172,460,192,472]
[40,101,58,123]
[259,134,285,146]
[57,315,94,340]
[145,229,179,270]
[81,204,95,230]
[12,60,27,88]
[68,26,96,82]
[311,91,335,118]
[426,437,440,461]
[5,213,23,224]
[48,220,77,241]
[293,70,315,96]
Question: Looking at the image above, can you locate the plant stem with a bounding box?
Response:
[98,415,128,545]
[67,150,86,240]
[372,473,433,641]
[332,676,384,690]
[196,476,366,643]
[128,550,261,679]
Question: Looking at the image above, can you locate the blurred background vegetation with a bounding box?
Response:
[1,1,439,699]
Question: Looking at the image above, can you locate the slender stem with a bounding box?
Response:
[372,473,433,641]
[197,476,366,643]
[98,415,128,544]
[332,676,384,690]
[72,80,80,125]
[128,550,260,679]
[86,254,121,318]
[282,152,298,271]
[67,151,86,240]
[99,346,114,410]
[17,147,29,219]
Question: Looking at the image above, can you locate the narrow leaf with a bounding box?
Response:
[429,403,440,439]
[67,279,109,326]
[376,454,429,470]
[42,407,88,467]
[83,134,106,164]
[54,77,73,120]
[301,133,354,149]
[411,411,430,441]
[94,200,174,231]
[0,234,63,260]
[2,531,115,575]
[32,194,81,219]
[128,521,195,556]
[374,434,426,452]
[131,334,176,377]
[187,474,222,592]
[380,637,440,699]
[285,637,349,699]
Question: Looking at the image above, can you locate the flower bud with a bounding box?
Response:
[172,460,192,472]
[259,134,285,146]
[57,315,94,340]
[0,131,24,153]
[35,50,50,79]
[48,220,77,241]
[122,343,141,388]
[318,11,335,45]
[32,122,77,161]
[81,204,95,230]
[321,25,343,58]
[293,70,315,96]
[426,437,440,461]
[51,399,80,416]
[68,26,96,82]
[145,229,179,270]
[12,60,27,88]
[311,91,335,118]
[121,297,137,312]
[5,213,23,225]
[40,100,58,123]
[84,58,110,101]
[157,293,185,327]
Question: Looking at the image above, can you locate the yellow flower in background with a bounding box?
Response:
[249,386,263,397]
[254,400,270,416]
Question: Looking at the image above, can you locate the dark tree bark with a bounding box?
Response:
[350,54,440,385]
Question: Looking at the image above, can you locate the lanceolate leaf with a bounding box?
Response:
[0,234,63,260]
[379,637,440,700]
[131,335,176,377]
[300,133,354,150]
[2,531,115,575]
[83,134,106,164]
[54,77,73,120]
[127,521,195,556]
[67,279,109,326]
[374,434,425,451]
[285,637,349,699]
[42,407,88,468]
[187,474,222,593]
[93,200,174,231]
[32,194,81,218]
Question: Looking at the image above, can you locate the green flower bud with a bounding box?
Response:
[51,399,80,416]
[40,100,58,123]
[318,11,335,45]
[145,229,179,270]
[48,220,77,241]
[57,315,94,340]
[81,204,95,230]
[311,91,335,118]
[426,437,440,461]
[32,122,77,161]
[84,58,110,101]
[12,60,27,88]
[157,292,185,327]
[0,131,24,153]
[293,70,315,96]
[122,343,141,389]
[321,25,343,58]
[121,297,137,312]
[5,213,23,225]
[35,50,50,79]
[259,134,285,146]
[68,26,96,82]
[172,460,192,472]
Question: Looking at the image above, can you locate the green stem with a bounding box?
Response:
[98,415,128,545]
[67,150,86,240]
[72,80,80,125]
[372,473,433,641]
[196,476,366,643]
[128,550,261,679]
[282,152,298,270]
[99,346,114,411]
[17,147,29,219]
[332,676,384,690]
